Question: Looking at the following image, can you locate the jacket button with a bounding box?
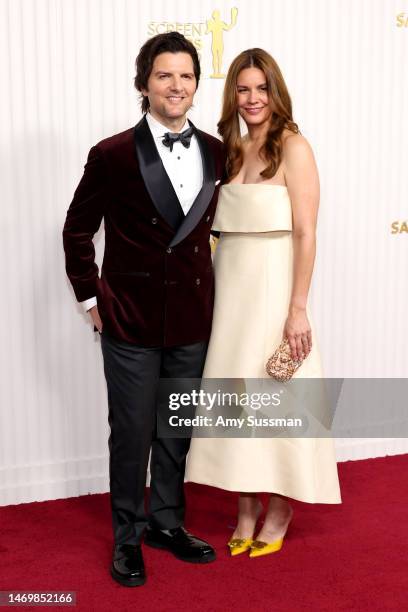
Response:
[194,246,199,253]
[196,278,200,285]
[151,217,158,224]
[166,247,172,254]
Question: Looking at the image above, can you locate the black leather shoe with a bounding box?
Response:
[144,526,216,563]
[110,544,146,587]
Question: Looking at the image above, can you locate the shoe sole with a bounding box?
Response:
[110,566,146,587]
[144,539,216,563]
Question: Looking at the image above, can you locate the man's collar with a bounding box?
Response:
[146,112,189,138]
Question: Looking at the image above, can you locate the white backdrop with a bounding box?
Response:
[1,0,407,505]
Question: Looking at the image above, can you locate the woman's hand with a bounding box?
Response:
[283,307,312,361]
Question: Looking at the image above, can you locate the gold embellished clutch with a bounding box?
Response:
[265,338,305,382]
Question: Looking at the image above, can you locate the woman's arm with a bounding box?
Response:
[283,134,320,361]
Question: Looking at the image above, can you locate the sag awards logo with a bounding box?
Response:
[147,7,238,78]
[391,220,408,234]
[396,12,408,27]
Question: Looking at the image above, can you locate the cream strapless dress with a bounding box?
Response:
[185,184,341,504]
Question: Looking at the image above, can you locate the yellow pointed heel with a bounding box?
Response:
[227,538,253,556]
[249,538,284,558]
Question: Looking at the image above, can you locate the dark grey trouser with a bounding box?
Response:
[100,329,207,545]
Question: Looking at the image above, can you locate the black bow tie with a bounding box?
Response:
[162,127,194,152]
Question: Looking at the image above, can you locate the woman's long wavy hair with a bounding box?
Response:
[218,48,299,181]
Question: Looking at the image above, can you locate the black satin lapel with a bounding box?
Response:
[169,124,216,247]
[133,116,184,230]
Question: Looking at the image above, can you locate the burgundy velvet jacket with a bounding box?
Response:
[62,116,226,347]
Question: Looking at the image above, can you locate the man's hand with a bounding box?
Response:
[89,305,103,333]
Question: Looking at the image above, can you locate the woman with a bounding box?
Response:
[185,48,341,558]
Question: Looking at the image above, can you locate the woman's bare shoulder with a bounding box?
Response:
[282,132,315,168]
[282,131,314,162]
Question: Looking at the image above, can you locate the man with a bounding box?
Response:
[62,32,225,587]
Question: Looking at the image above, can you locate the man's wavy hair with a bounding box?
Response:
[218,48,300,180]
[134,32,201,113]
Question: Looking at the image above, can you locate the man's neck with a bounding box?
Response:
[148,110,187,133]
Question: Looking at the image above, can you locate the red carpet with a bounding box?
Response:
[1,454,407,611]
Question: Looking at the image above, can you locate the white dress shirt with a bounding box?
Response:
[145,112,203,214]
[81,112,204,313]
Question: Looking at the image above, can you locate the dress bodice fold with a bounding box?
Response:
[212,184,292,233]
